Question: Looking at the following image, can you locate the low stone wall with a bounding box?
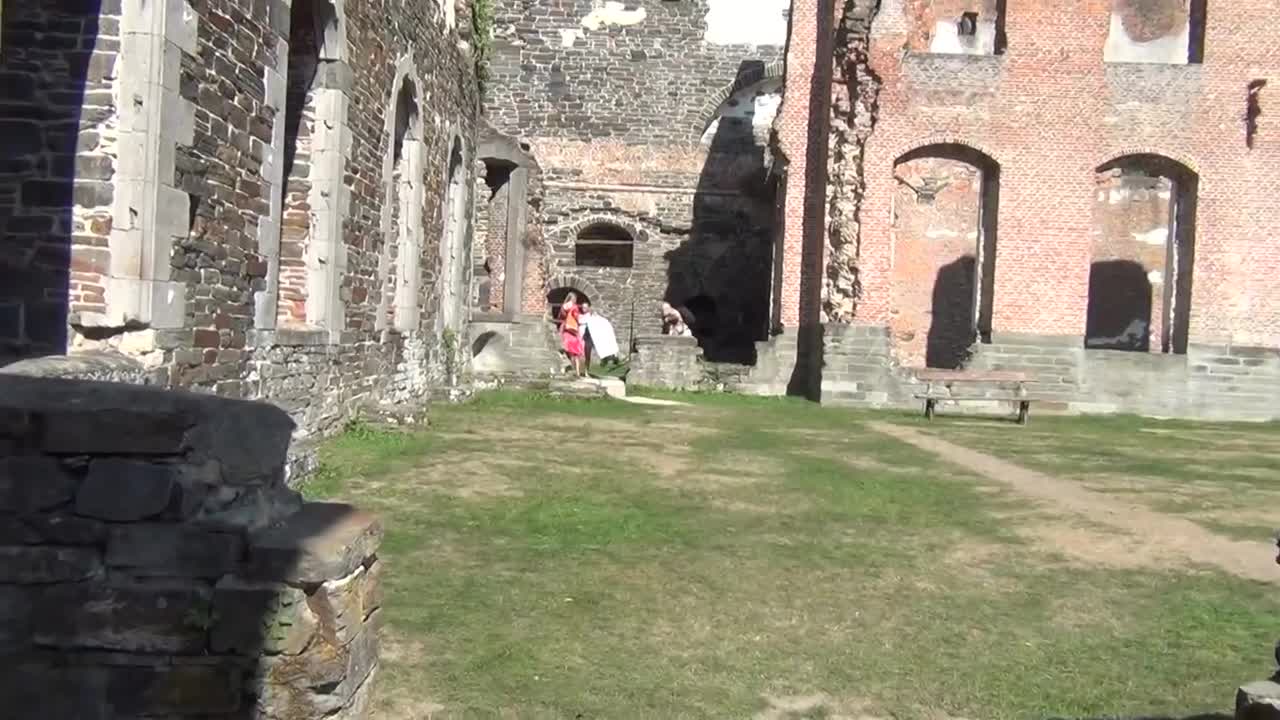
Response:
[819,324,1280,422]
[470,315,564,382]
[0,375,382,718]
[629,335,705,391]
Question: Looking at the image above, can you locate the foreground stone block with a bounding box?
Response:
[1239,680,1280,720]
[0,457,78,512]
[0,545,102,583]
[212,578,318,656]
[257,619,379,718]
[40,408,190,455]
[0,660,241,718]
[249,502,383,584]
[32,583,210,653]
[311,565,366,645]
[76,459,177,521]
[106,524,242,578]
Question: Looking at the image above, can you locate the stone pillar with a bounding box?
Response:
[0,371,382,718]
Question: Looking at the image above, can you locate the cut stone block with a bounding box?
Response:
[310,565,365,645]
[212,578,318,656]
[77,459,177,521]
[106,524,243,578]
[257,619,379,717]
[1238,680,1280,720]
[32,583,210,654]
[249,502,383,584]
[0,545,102,583]
[0,457,78,512]
[40,409,190,455]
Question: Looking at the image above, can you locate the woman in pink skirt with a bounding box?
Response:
[558,292,585,377]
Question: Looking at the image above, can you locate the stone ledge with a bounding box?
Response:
[248,502,383,585]
[1238,680,1280,720]
[0,376,295,486]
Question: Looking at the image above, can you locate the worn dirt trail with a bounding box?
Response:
[870,422,1278,583]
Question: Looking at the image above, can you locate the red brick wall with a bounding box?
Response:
[852,0,1280,348]
[774,0,827,328]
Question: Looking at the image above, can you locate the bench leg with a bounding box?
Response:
[1017,401,1030,426]
[924,398,936,420]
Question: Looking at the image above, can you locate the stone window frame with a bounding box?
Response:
[573,222,636,269]
[98,0,200,332]
[259,0,353,342]
[1102,0,1208,66]
[438,131,471,334]
[378,56,428,334]
[476,133,539,322]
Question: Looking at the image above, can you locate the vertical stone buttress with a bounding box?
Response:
[824,0,881,324]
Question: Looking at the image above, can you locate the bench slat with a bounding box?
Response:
[913,370,1030,383]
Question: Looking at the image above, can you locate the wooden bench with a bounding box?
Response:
[913,369,1033,425]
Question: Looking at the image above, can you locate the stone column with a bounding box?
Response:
[0,369,382,718]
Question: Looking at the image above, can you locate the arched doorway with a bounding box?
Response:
[890,143,1000,369]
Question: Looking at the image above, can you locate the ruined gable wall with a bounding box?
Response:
[485,0,786,355]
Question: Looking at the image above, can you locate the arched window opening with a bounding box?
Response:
[1087,155,1198,354]
[386,76,422,332]
[890,144,1000,369]
[278,0,345,331]
[1104,0,1206,65]
[575,223,634,268]
[546,287,591,322]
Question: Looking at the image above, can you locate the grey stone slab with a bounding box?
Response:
[106,524,243,579]
[256,618,379,717]
[249,502,383,584]
[76,459,177,521]
[40,409,190,455]
[0,546,102,583]
[0,456,78,512]
[211,577,318,656]
[31,583,210,654]
[1238,680,1280,720]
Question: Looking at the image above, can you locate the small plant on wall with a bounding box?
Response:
[472,0,494,97]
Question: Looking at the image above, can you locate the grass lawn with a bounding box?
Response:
[914,412,1280,544]
[307,392,1278,720]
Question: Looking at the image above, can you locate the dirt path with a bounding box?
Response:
[870,422,1278,584]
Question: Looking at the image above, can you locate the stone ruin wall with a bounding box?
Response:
[483,0,788,362]
[0,0,480,445]
[0,374,382,719]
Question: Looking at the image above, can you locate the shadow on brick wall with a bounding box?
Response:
[1085,259,1154,352]
[665,60,778,366]
[928,255,978,369]
[0,0,108,365]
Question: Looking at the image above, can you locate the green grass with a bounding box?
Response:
[310,393,1277,720]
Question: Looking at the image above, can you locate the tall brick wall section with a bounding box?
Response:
[486,0,786,360]
[855,1,1280,348]
[0,0,479,441]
